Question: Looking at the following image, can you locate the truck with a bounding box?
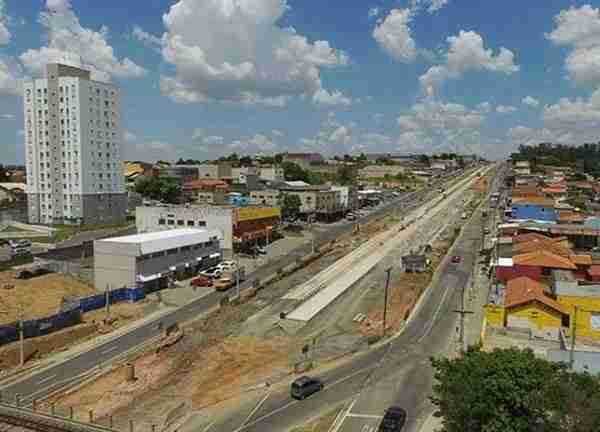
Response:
[214,266,246,291]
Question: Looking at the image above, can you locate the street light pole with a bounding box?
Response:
[18,301,24,367]
[570,305,579,369]
[382,267,392,337]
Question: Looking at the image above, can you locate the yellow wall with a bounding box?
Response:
[484,304,505,328]
[237,207,281,222]
[506,301,563,331]
[558,296,600,341]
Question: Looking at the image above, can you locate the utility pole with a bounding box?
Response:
[570,305,579,369]
[105,284,111,322]
[382,267,392,337]
[235,253,240,299]
[453,283,473,354]
[18,300,24,367]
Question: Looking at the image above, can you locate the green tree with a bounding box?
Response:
[336,165,356,186]
[431,347,600,432]
[281,194,301,220]
[239,155,253,166]
[135,176,181,204]
[0,165,9,182]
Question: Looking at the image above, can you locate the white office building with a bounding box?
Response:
[23,63,127,225]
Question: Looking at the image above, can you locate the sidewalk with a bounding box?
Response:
[419,412,442,432]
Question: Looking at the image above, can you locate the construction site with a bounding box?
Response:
[3,169,494,432]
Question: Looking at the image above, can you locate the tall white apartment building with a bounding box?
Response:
[23,64,127,225]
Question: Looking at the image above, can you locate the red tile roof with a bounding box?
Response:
[513,233,556,244]
[513,239,573,258]
[505,277,567,315]
[512,250,577,270]
[183,179,228,190]
[558,211,586,223]
[569,254,592,266]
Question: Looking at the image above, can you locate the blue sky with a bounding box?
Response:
[2,0,600,163]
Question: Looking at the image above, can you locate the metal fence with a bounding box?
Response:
[0,286,147,347]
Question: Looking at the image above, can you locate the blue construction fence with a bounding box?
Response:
[0,285,148,347]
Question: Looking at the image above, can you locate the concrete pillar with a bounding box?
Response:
[130,420,134,432]
[14,394,20,407]
[89,409,94,423]
[69,407,74,420]
[125,363,136,382]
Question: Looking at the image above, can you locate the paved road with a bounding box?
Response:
[202,172,495,432]
[0,174,457,404]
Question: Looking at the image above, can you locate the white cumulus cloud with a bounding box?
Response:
[312,88,352,106]
[20,0,146,82]
[547,5,600,87]
[419,30,518,96]
[154,0,349,106]
[373,9,417,62]
[522,96,540,107]
[368,7,380,18]
[496,105,516,114]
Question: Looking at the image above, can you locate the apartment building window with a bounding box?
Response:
[158,218,166,225]
[177,219,185,226]
[187,220,195,227]
[167,248,178,256]
[167,219,174,226]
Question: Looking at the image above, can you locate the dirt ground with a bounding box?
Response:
[0,300,155,369]
[0,271,97,324]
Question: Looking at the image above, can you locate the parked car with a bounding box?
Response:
[290,376,324,400]
[378,406,407,431]
[216,260,236,271]
[451,255,461,264]
[214,277,234,291]
[200,267,222,279]
[191,275,212,287]
[256,246,267,255]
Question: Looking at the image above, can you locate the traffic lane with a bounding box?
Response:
[3,290,225,401]
[237,367,373,432]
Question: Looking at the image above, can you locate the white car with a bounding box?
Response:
[216,260,236,271]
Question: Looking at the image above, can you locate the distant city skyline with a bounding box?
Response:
[1,1,600,163]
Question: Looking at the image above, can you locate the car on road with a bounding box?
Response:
[214,277,234,291]
[451,255,461,264]
[200,267,222,279]
[290,376,324,400]
[190,275,212,287]
[483,228,490,235]
[255,245,267,255]
[378,406,407,431]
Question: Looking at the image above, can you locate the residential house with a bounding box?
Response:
[503,276,568,338]
[250,189,280,207]
[496,250,577,282]
[553,269,600,341]
[513,161,531,175]
[182,179,228,205]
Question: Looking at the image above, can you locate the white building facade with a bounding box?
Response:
[23,64,127,225]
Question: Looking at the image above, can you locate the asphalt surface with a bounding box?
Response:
[0,174,458,405]
[204,176,490,432]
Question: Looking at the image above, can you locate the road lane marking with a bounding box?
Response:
[237,399,298,430]
[328,398,357,432]
[202,422,215,432]
[417,274,453,344]
[37,374,57,385]
[237,389,272,431]
[101,346,118,355]
[347,414,383,419]
[360,425,375,432]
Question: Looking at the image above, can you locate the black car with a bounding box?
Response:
[290,376,323,400]
[379,406,407,431]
